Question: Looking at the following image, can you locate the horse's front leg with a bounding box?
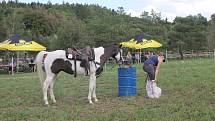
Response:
[92,76,98,102]
[88,73,96,104]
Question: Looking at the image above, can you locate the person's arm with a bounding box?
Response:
[155,57,163,81]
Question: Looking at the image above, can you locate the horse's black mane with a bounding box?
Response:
[102,44,119,48]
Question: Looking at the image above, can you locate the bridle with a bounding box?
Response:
[113,48,123,65]
[119,48,123,63]
[118,48,124,67]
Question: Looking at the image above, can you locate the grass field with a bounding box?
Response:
[0,58,215,121]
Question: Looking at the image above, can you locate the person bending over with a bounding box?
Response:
[143,52,165,98]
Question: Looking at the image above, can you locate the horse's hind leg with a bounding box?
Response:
[49,75,57,103]
[43,73,55,105]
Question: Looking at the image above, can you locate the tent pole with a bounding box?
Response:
[11,56,14,75]
[139,49,141,63]
[17,51,19,73]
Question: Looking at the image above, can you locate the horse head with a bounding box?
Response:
[110,44,124,64]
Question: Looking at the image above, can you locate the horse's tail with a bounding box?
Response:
[36,51,47,88]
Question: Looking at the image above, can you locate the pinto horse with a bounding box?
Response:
[36,44,123,105]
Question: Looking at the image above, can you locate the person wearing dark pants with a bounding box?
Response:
[143,52,165,98]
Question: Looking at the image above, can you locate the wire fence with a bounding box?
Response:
[165,49,215,61]
[105,49,215,69]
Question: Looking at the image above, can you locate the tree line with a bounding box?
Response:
[0,0,215,53]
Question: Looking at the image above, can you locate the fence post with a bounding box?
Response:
[165,50,168,62]
[214,49,215,60]
[191,50,194,59]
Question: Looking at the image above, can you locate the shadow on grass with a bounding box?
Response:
[0,70,8,75]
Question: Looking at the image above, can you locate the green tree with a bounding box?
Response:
[117,7,125,14]
[207,14,215,50]
[22,8,58,37]
[55,17,89,49]
[168,15,207,57]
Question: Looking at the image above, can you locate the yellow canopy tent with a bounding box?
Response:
[0,39,46,51]
[120,35,162,63]
[0,35,46,74]
[0,40,10,50]
[134,39,162,49]
[120,35,162,49]
[120,39,137,48]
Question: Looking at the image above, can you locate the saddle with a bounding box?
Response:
[66,47,95,77]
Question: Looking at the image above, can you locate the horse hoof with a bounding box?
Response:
[94,98,98,102]
[52,100,56,103]
[52,102,56,105]
[44,104,49,107]
[88,100,94,104]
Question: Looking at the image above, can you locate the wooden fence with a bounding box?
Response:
[165,49,215,60]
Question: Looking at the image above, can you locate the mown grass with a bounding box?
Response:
[0,58,215,121]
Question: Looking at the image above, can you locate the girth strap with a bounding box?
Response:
[74,54,77,77]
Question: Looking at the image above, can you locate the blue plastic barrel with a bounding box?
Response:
[118,67,136,96]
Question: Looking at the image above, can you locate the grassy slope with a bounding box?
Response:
[0,59,215,121]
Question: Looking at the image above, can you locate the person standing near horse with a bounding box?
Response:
[143,52,165,98]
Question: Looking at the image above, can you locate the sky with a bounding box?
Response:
[11,0,215,22]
